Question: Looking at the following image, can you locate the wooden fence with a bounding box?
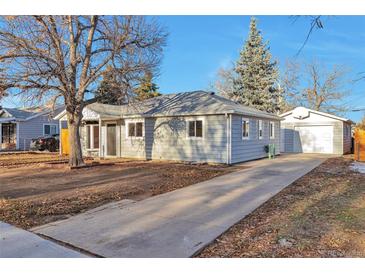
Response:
[61,128,70,155]
[354,128,365,162]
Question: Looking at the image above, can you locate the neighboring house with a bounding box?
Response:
[280,107,353,154]
[55,90,281,164]
[0,106,63,151]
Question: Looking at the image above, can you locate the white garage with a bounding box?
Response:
[280,107,353,155]
[294,125,333,153]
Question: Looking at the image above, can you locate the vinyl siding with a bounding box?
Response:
[120,118,146,159]
[119,115,228,163]
[231,114,280,163]
[343,122,352,154]
[17,115,58,150]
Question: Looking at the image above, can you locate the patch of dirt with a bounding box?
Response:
[0,157,243,229]
[197,156,365,258]
[0,152,69,168]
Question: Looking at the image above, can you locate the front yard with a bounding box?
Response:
[0,153,242,229]
[197,156,365,258]
[0,152,69,167]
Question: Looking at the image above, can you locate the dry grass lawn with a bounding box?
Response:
[0,154,242,229]
[197,156,365,258]
[0,152,69,167]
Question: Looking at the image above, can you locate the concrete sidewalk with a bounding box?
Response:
[0,222,88,258]
[32,154,328,258]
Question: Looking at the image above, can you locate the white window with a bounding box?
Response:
[86,124,99,149]
[345,124,351,138]
[242,118,250,139]
[258,120,263,139]
[127,122,144,137]
[188,120,203,138]
[43,124,58,136]
[269,121,275,139]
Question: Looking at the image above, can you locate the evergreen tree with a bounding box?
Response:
[95,68,126,105]
[134,72,161,101]
[233,17,281,113]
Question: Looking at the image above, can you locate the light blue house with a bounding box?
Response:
[56,91,282,164]
[0,106,63,151]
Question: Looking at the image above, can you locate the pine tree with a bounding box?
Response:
[134,72,161,101]
[95,68,126,105]
[234,17,281,113]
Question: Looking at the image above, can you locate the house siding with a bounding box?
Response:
[343,122,352,154]
[17,115,58,150]
[120,115,228,163]
[120,118,146,159]
[231,114,280,163]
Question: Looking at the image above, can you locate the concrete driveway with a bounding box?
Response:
[0,222,88,258]
[32,154,329,257]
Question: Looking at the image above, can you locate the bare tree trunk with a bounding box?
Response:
[67,112,84,167]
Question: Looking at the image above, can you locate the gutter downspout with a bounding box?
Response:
[15,122,20,150]
[226,113,231,165]
[59,118,62,155]
[99,117,102,158]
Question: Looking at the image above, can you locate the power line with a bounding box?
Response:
[352,108,365,112]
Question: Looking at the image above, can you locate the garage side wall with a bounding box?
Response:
[343,122,352,154]
[231,114,280,163]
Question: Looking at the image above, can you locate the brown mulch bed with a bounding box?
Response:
[197,156,365,258]
[0,159,242,229]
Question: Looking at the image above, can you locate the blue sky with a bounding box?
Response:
[2,16,364,122]
[156,16,365,122]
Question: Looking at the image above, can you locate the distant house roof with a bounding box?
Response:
[280,106,353,123]
[0,105,64,121]
[55,91,282,120]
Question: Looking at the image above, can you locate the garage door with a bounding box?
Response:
[294,125,333,153]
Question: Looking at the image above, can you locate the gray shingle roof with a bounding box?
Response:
[87,103,126,118]
[87,90,281,120]
[0,105,65,120]
[2,108,36,119]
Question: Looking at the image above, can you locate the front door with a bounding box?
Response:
[106,124,117,156]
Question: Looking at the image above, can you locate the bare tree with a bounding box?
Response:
[0,16,167,166]
[282,60,351,114]
[357,115,365,130]
[211,66,237,98]
[292,16,324,56]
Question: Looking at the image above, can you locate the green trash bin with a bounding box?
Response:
[266,144,276,159]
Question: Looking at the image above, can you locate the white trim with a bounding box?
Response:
[59,119,62,155]
[258,119,263,140]
[186,117,205,139]
[226,114,229,165]
[269,121,275,139]
[43,123,59,136]
[85,124,100,151]
[105,122,117,157]
[126,120,144,139]
[280,107,352,123]
[98,118,102,158]
[16,122,19,150]
[242,118,250,140]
